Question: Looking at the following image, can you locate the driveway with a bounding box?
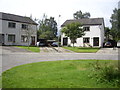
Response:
[1,46,119,73]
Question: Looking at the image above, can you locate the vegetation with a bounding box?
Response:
[73,10,91,19]
[16,46,40,52]
[2,60,119,88]
[37,14,58,40]
[61,22,85,47]
[0,76,1,88]
[63,47,99,53]
[104,27,111,41]
[110,8,120,41]
[89,60,120,87]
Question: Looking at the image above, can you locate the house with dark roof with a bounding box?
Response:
[61,18,105,47]
[0,12,37,46]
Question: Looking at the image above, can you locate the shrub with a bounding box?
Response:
[89,60,120,87]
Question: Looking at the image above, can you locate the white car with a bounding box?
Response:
[117,40,120,48]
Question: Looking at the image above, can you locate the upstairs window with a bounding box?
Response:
[83,27,90,31]
[21,24,28,30]
[8,22,16,28]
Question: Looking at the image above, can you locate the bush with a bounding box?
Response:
[89,60,120,87]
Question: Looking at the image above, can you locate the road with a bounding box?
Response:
[0,46,119,73]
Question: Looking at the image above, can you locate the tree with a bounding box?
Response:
[61,22,85,47]
[37,14,58,40]
[73,10,91,19]
[105,27,111,41]
[24,24,35,48]
[110,8,120,41]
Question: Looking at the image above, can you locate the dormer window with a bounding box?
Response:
[83,27,90,31]
[21,24,28,30]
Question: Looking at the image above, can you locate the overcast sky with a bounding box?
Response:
[0,0,119,28]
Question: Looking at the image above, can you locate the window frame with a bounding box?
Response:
[83,37,90,43]
[21,35,28,42]
[21,24,28,30]
[83,26,90,31]
[8,34,15,42]
[8,22,16,28]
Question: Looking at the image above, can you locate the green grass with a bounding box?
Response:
[2,60,119,88]
[16,46,40,52]
[0,75,1,88]
[63,47,100,53]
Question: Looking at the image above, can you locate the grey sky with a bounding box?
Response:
[0,0,119,27]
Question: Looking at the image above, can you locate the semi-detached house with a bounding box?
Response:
[0,12,37,46]
[61,18,105,47]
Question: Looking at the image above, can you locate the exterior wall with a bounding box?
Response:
[1,19,37,46]
[0,12,2,33]
[61,25,104,47]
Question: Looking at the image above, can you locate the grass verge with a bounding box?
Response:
[63,47,100,53]
[16,46,40,52]
[2,60,119,88]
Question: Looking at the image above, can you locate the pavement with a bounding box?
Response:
[40,47,74,53]
[0,46,119,74]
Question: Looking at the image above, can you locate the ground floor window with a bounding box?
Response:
[21,35,28,42]
[83,37,90,43]
[8,34,15,42]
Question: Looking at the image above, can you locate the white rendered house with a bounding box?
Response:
[0,12,37,46]
[61,18,105,47]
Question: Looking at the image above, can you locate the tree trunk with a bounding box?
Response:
[73,42,74,47]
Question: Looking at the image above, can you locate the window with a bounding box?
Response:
[21,35,28,42]
[8,22,16,28]
[8,35,15,42]
[21,24,28,29]
[83,27,90,31]
[83,38,90,43]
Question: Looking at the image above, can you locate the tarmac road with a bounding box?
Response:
[0,46,119,73]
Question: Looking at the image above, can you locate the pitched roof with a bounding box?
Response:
[0,12,37,25]
[61,18,104,27]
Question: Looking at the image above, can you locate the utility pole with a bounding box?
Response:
[58,15,61,52]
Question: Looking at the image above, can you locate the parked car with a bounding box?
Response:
[103,40,117,48]
[37,39,47,47]
[51,42,58,47]
[117,40,120,48]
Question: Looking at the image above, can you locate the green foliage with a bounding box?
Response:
[63,47,99,53]
[16,46,40,52]
[61,22,85,47]
[2,60,118,88]
[105,27,111,41]
[89,60,120,87]
[110,8,120,41]
[73,10,91,19]
[37,14,58,40]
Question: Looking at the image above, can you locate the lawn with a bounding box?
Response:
[63,47,100,53]
[16,46,40,52]
[2,60,119,88]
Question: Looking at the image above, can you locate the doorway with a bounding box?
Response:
[0,34,4,45]
[93,37,99,46]
[31,36,35,46]
[63,37,68,46]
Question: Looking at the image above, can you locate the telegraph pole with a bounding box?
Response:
[58,15,61,52]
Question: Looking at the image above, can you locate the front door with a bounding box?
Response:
[63,37,68,46]
[31,36,35,46]
[0,34,4,45]
[93,37,99,46]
